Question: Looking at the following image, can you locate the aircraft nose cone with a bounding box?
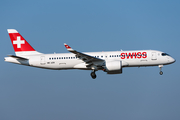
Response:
[170,57,176,64]
[173,58,176,63]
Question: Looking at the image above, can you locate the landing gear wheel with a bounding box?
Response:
[91,72,97,79]
[158,65,163,75]
[159,71,163,75]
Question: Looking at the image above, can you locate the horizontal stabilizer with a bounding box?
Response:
[7,55,28,60]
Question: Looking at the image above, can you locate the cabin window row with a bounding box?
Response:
[49,57,77,60]
[109,55,121,57]
[94,56,103,58]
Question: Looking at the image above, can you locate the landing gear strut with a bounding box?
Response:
[159,65,163,75]
[91,70,97,79]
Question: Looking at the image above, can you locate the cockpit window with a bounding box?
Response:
[162,53,170,56]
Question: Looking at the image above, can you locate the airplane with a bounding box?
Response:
[4,29,175,79]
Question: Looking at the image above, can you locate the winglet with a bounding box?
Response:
[64,43,74,51]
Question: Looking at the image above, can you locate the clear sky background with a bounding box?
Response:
[0,0,180,120]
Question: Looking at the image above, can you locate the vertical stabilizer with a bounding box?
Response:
[7,29,42,56]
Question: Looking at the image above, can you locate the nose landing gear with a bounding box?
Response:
[159,65,163,75]
[160,71,163,75]
[90,70,97,79]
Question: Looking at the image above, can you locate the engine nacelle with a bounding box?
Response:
[105,60,122,74]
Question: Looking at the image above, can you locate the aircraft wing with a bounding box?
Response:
[64,43,104,63]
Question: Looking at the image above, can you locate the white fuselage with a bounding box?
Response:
[5,50,175,70]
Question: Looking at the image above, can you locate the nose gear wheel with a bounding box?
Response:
[159,65,163,75]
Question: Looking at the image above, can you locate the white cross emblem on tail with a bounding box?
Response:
[13,36,25,48]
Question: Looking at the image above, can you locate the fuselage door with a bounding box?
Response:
[151,52,157,60]
[40,56,46,65]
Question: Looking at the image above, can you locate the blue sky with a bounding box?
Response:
[0,0,180,120]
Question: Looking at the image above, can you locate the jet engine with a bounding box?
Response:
[104,60,122,74]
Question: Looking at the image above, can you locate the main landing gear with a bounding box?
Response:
[91,70,97,79]
[159,65,163,75]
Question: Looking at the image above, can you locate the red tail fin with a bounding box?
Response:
[7,29,35,52]
[7,29,42,56]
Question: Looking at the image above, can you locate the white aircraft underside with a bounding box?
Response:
[5,29,175,79]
